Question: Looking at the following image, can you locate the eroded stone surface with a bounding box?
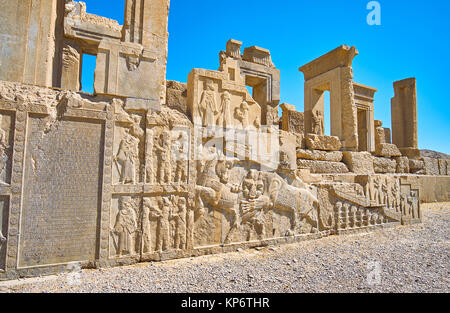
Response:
[395,156,410,174]
[297,160,349,174]
[422,157,440,176]
[400,147,421,160]
[409,159,425,174]
[166,80,187,114]
[373,156,397,174]
[305,134,342,151]
[375,143,402,158]
[297,149,343,162]
[438,159,448,176]
[342,151,374,174]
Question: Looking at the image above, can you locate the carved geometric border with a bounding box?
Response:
[98,105,114,264]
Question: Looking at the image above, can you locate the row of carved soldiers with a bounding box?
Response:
[111,194,196,257]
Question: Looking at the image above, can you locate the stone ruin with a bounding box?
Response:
[0,1,448,280]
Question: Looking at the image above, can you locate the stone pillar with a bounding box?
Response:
[60,40,81,91]
[340,66,358,151]
[0,0,62,88]
[391,78,418,149]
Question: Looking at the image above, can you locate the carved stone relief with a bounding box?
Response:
[110,196,140,257]
[0,112,13,185]
[114,109,145,185]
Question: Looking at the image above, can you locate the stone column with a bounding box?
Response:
[60,40,81,91]
[340,66,358,151]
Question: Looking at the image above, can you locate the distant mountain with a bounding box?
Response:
[421,149,450,160]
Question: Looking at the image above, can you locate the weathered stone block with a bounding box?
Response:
[374,143,401,157]
[297,159,349,174]
[438,159,448,175]
[279,130,297,171]
[447,160,450,176]
[395,156,410,174]
[422,157,439,175]
[409,159,425,174]
[166,80,187,114]
[373,156,397,174]
[125,98,161,111]
[342,152,374,174]
[400,147,421,160]
[296,149,343,162]
[295,133,305,150]
[305,134,341,151]
[281,103,304,134]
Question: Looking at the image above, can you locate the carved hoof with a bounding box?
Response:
[285,230,295,237]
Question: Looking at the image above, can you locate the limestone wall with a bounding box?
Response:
[0,0,63,88]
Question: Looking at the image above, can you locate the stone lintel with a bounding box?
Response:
[353,82,377,102]
[299,45,359,81]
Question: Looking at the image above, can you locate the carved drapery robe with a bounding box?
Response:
[117,133,139,184]
[199,89,218,127]
[114,208,137,254]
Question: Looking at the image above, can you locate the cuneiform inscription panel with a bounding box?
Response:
[19,116,104,267]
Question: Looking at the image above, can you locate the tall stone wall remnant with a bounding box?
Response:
[391,78,419,158]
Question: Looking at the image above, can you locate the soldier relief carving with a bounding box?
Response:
[0,114,10,185]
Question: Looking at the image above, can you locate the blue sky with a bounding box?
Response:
[81,0,450,154]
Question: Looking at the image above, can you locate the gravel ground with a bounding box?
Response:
[1,203,449,293]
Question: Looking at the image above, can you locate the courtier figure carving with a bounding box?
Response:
[141,198,155,253]
[154,130,172,184]
[186,193,196,250]
[145,129,155,184]
[116,128,139,184]
[198,80,218,128]
[151,197,172,252]
[312,110,324,135]
[172,197,187,250]
[173,132,188,183]
[113,196,138,256]
[266,106,280,127]
[235,101,249,129]
[217,91,232,128]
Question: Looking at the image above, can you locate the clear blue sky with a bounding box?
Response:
[81,0,450,154]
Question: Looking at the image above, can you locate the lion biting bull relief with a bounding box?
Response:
[192,146,325,247]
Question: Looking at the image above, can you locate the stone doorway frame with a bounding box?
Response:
[299,45,359,151]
